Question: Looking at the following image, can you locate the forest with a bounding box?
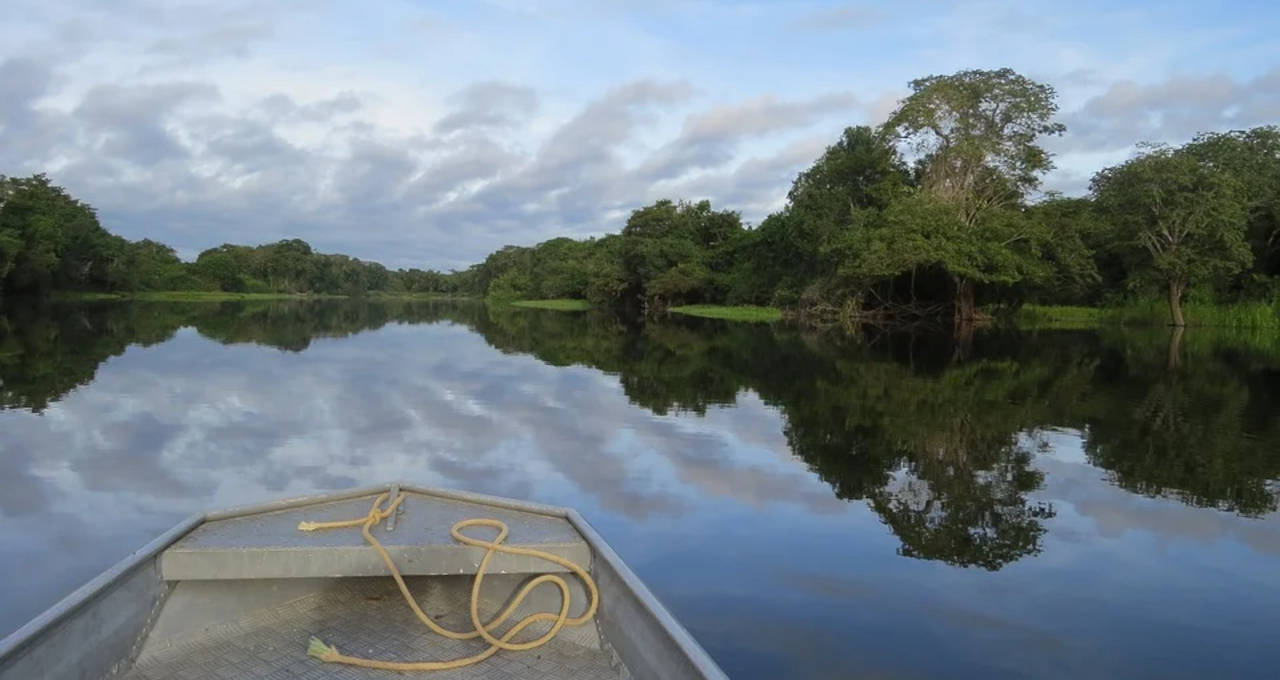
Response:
[0,174,466,299]
[465,70,1279,328]
[2,68,1277,327]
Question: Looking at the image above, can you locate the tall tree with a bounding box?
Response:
[882,68,1065,321]
[1091,146,1251,326]
[1184,126,1280,294]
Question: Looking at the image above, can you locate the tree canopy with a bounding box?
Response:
[876,68,1066,321]
[1091,146,1251,326]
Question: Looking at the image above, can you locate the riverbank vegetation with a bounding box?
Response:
[459,70,1279,328]
[0,175,466,299]
[52,290,464,303]
[4,68,1277,328]
[1018,300,1280,330]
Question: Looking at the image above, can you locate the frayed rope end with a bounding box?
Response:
[307,636,339,661]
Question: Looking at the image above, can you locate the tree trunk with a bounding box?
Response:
[1167,279,1186,327]
[952,320,974,363]
[1166,325,1184,371]
[954,277,976,323]
[951,276,977,351]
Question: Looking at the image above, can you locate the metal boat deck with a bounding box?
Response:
[121,577,625,680]
[0,483,727,680]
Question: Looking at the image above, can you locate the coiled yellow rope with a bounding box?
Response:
[298,491,599,672]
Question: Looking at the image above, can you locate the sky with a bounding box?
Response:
[2,1,1278,270]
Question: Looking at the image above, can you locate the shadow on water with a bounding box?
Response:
[3,299,1278,573]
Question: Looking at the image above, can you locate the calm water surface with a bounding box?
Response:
[1,300,1278,679]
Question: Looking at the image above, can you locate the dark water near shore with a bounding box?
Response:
[2,299,1278,679]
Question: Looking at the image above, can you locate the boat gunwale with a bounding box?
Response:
[564,507,729,680]
[0,512,203,663]
[0,482,729,680]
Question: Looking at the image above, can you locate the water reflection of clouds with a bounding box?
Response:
[0,321,845,632]
[1031,428,1280,556]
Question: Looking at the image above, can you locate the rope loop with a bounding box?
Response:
[299,492,599,672]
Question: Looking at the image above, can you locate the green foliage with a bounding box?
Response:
[194,250,246,292]
[743,127,910,307]
[582,235,628,305]
[842,195,1049,285]
[485,268,531,302]
[885,68,1065,217]
[879,68,1065,318]
[0,174,127,296]
[789,126,910,223]
[528,238,592,299]
[1022,197,1105,302]
[620,199,743,310]
[466,236,626,307]
[120,239,190,291]
[1183,126,1280,295]
[1092,146,1252,325]
[0,174,468,299]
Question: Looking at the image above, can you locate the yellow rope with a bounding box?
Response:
[297,492,599,672]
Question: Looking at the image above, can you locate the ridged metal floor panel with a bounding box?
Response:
[122,578,627,680]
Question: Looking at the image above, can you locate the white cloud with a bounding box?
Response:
[790,3,884,32]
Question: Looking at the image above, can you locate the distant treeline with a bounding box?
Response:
[0,175,466,298]
[4,68,1278,325]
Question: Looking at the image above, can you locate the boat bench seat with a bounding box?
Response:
[160,491,591,581]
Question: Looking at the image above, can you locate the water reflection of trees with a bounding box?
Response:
[469,310,1077,569]
[1080,329,1280,516]
[462,310,1280,567]
[0,299,474,412]
[3,300,1278,567]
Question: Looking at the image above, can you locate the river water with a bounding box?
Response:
[1,299,1277,678]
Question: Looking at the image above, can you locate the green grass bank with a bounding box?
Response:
[508,299,593,311]
[1015,301,1280,330]
[669,305,783,322]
